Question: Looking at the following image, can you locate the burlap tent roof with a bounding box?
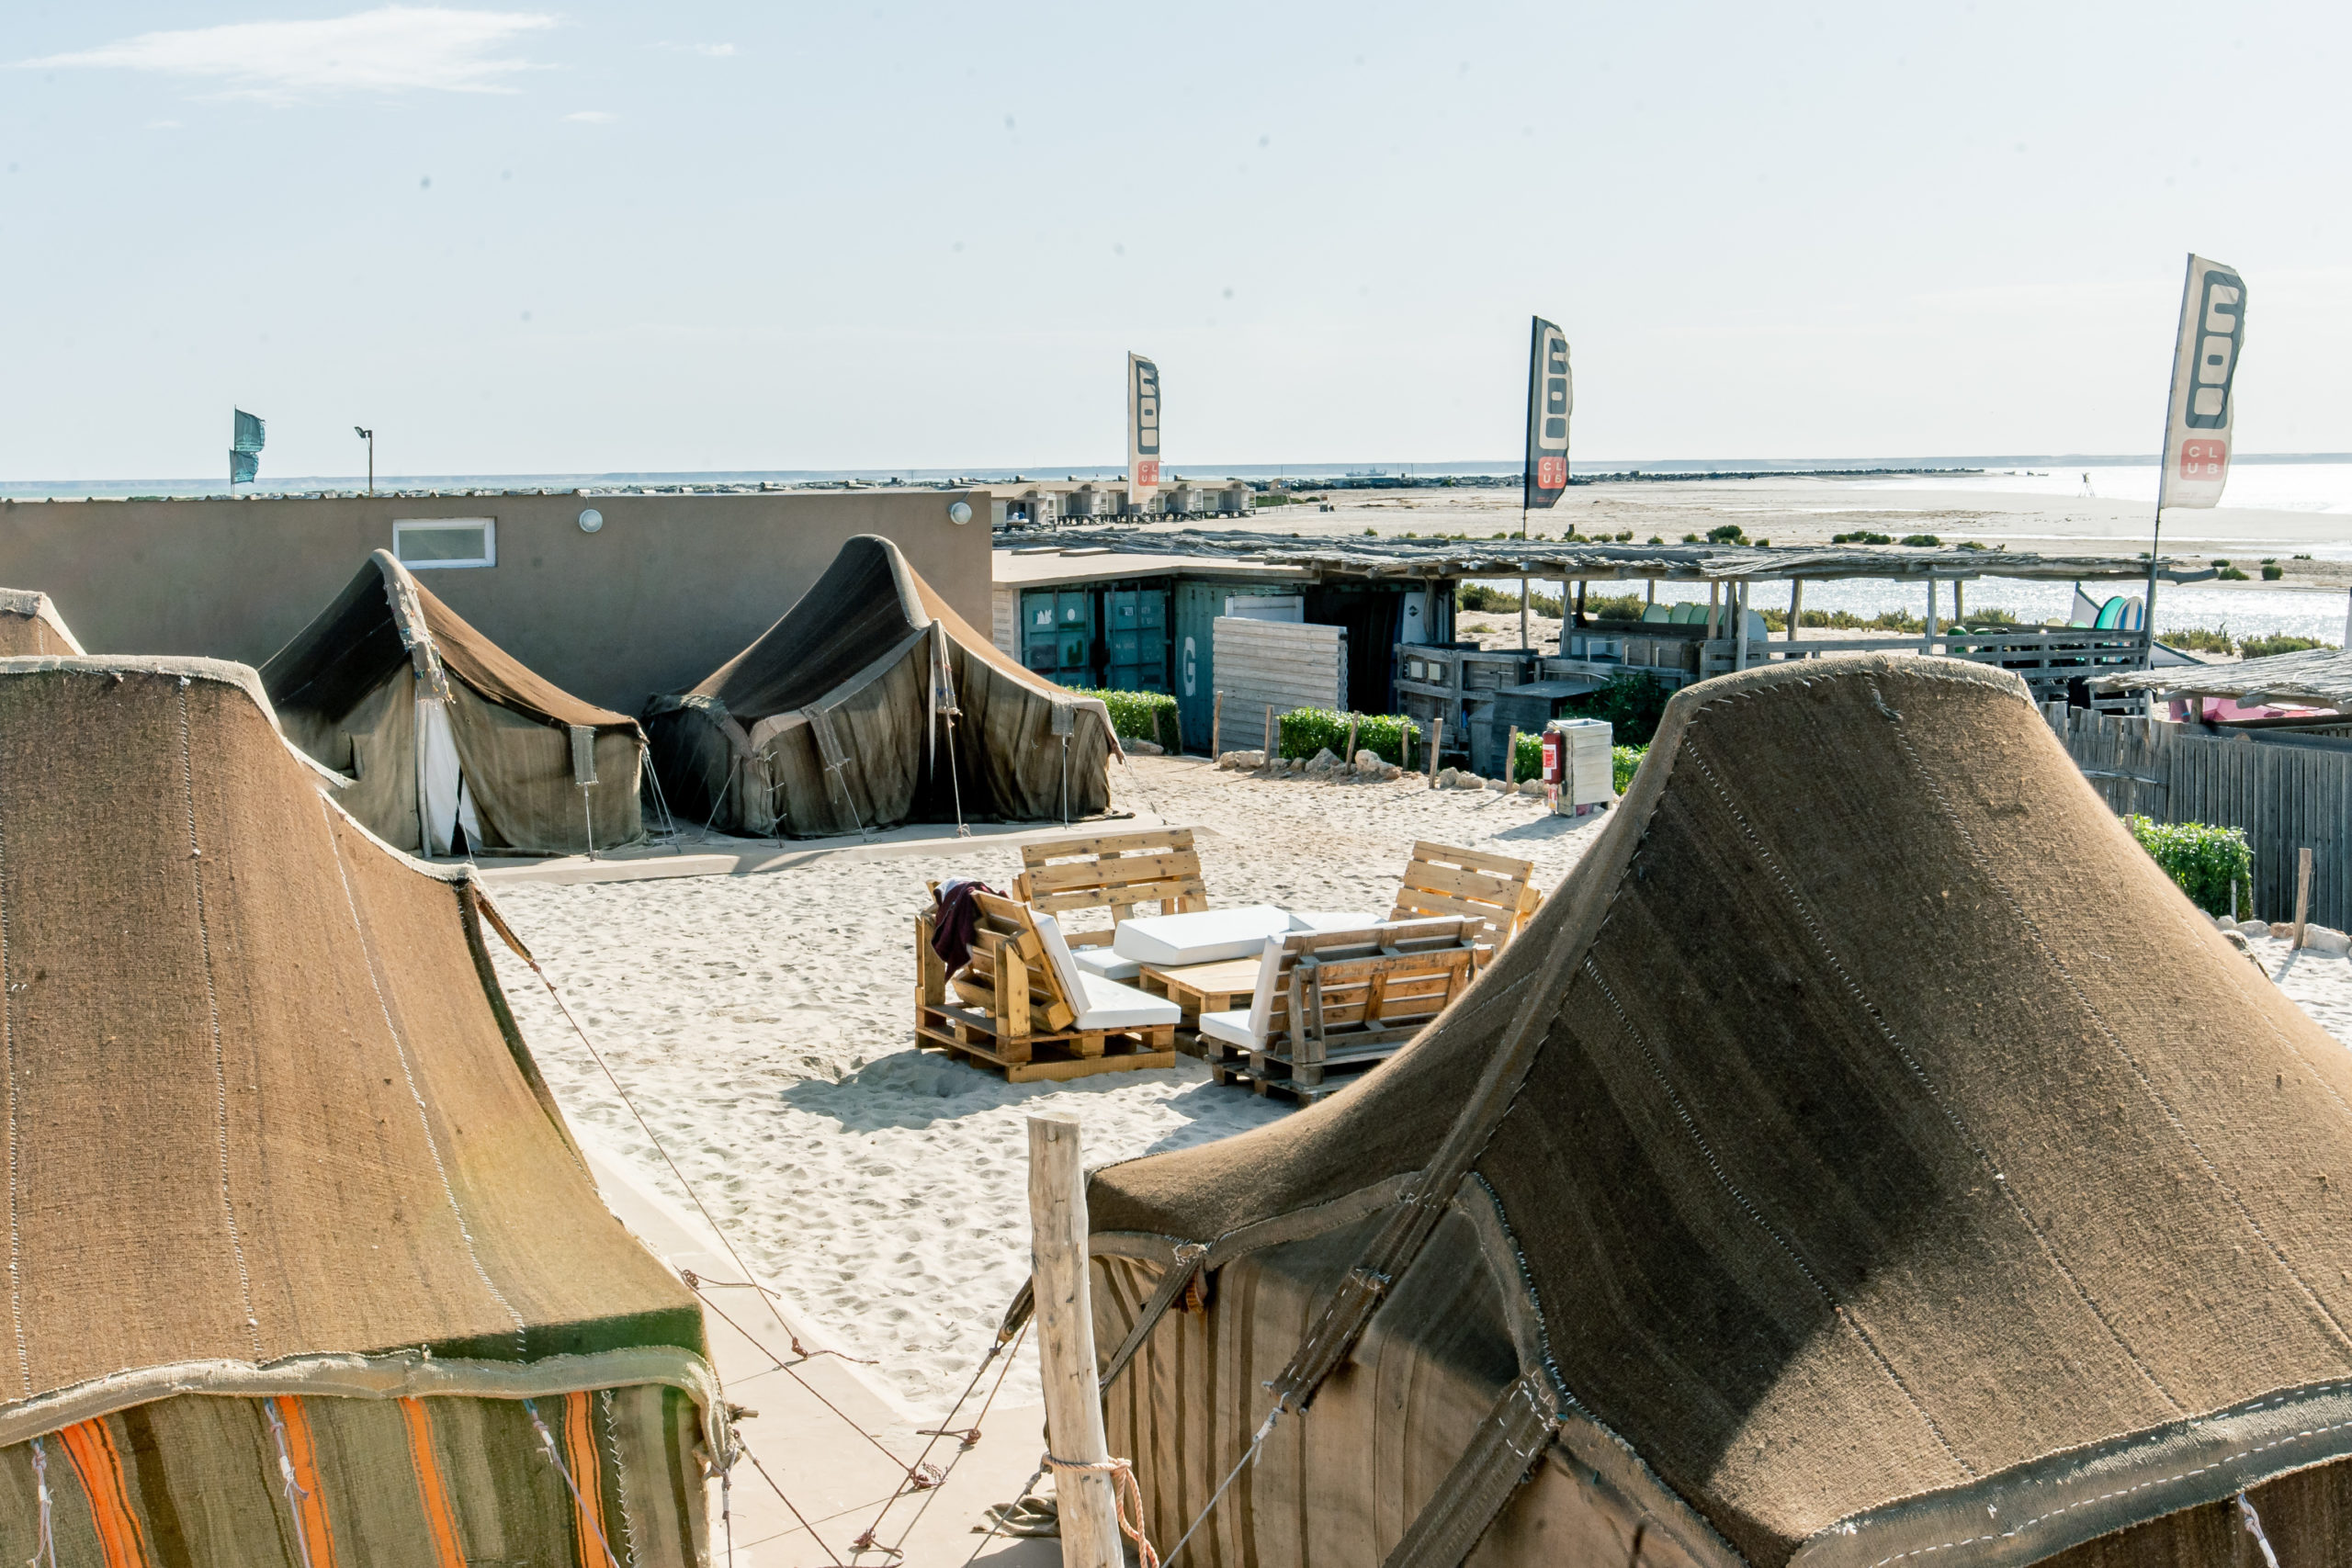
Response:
[1091,655,2352,1565]
[675,532,1111,733]
[0,655,710,1448]
[0,588,84,657]
[262,549,637,733]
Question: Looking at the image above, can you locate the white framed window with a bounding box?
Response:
[393,517,496,570]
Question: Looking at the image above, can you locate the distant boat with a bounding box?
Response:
[1345,467,1391,478]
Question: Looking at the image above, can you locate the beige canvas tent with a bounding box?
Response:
[1083,655,2352,1567]
[0,655,718,1567]
[645,534,1119,838]
[262,551,646,856]
[0,588,83,656]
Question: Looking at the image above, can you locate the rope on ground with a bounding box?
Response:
[736,1431,847,1567]
[521,954,922,1482]
[961,1461,1048,1568]
[2237,1491,2282,1568]
[1042,1451,1159,1568]
[870,1318,1032,1560]
[684,1276,923,1479]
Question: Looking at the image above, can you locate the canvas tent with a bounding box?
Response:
[0,588,83,656]
[645,534,1119,838]
[262,550,646,856]
[1082,655,2352,1568]
[0,655,718,1567]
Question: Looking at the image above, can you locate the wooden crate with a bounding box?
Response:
[915,904,1177,1082]
[914,999,1175,1083]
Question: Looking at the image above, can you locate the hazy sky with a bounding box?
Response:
[4,2,2347,479]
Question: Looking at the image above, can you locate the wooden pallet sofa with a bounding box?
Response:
[1391,840,1542,953]
[1011,829,1211,980]
[915,889,1180,1081]
[1194,918,1478,1104]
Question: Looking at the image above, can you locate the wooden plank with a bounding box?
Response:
[1027,877,1207,915]
[1408,840,1540,879]
[1023,851,1201,895]
[1019,828,1197,867]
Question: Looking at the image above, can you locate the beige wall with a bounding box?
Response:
[0,489,989,714]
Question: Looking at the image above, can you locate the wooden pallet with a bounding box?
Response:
[1136,955,1262,1056]
[916,1000,1176,1083]
[1238,1051,1394,1105]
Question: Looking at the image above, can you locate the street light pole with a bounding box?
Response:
[354,426,374,495]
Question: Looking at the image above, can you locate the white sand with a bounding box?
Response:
[486,756,1609,1410]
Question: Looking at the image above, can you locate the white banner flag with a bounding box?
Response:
[1127,353,1160,502]
[2159,254,2246,510]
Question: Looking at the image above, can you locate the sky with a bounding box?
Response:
[3,1,2348,480]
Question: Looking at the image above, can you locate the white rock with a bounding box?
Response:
[1456,773,1485,790]
[2306,925,2352,956]
[1436,767,1458,788]
[1485,776,1508,793]
[2239,919,2270,938]
[1125,739,1163,756]
[1233,749,1264,769]
[2270,921,2297,941]
[1382,763,1404,781]
[1354,750,1381,770]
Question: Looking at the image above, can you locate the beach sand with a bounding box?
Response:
[485,755,1606,1411]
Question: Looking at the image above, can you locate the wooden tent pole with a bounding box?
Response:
[1027,1115,1123,1568]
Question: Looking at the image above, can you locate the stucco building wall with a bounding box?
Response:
[0,488,989,714]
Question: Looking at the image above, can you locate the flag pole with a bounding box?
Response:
[2145,254,2193,674]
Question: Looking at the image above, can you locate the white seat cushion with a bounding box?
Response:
[1197,1009,1258,1048]
[1072,974,1182,1032]
[1034,910,1180,1031]
[1113,905,1293,967]
[1070,946,1143,981]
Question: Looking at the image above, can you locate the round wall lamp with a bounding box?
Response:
[947,500,974,525]
[578,508,604,533]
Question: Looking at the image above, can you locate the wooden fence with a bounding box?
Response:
[1212,617,1346,750]
[2045,704,2352,927]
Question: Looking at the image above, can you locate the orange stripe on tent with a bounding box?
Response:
[269,1398,339,1568]
[399,1399,469,1568]
[561,1391,607,1568]
[54,1420,152,1568]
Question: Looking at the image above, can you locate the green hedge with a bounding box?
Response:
[1507,734,1648,794]
[1274,708,1414,762]
[1069,688,1177,747]
[2124,815,2253,917]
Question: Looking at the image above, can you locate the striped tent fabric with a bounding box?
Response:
[0,657,718,1566]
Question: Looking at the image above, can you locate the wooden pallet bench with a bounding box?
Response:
[915,889,1179,1083]
[1196,919,1477,1105]
[1392,841,1542,955]
[1012,829,1211,969]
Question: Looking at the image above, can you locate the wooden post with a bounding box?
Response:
[1344,714,1359,767]
[1505,726,1520,785]
[1429,717,1443,787]
[1788,579,1804,643]
[2295,847,2313,949]
[1211,691,1223,759]
[1026,1116,1123,1568]
[1264,704,1275,761]
[1401,721,1411,773]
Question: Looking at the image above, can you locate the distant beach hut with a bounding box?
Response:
[646,534,1120,838]
[262,550,647,857]
[0,657,718,1564]
[1082,654,2352,1566]
[0,587,84,656]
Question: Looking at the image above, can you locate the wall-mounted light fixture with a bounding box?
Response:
[947,500,974,525]
[578,508,604,533]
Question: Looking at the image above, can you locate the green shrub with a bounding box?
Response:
[1547,671,1673,747]
[1069,688,1177,747]
[1274,708,1413,763]
[1614,744,1645,794]
[1900,533,1940,547]
[1832,530,1894,545]
[1705,523,1748,545]
[1587,592,1649,622]
[2124,816,2252,917]
[1459,582,1566,617]
[2262,563,2285,581]
[2240,634,2331,660]
[2166,626,2234,654]
[2217,566,2250,581]
[1503,735,1648,795]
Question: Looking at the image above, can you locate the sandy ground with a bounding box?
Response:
[485,755,1607,1412]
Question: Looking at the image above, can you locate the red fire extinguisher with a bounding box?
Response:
[1541,729,1566,785]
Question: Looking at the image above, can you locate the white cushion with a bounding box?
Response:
[1070,946,1143,981]
[1113,905,1294,967]
[1071,973,1182,1032]
[1032,911,1179,1030]
[1284,910,1383,932]
[1198,1009,1258,1048]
